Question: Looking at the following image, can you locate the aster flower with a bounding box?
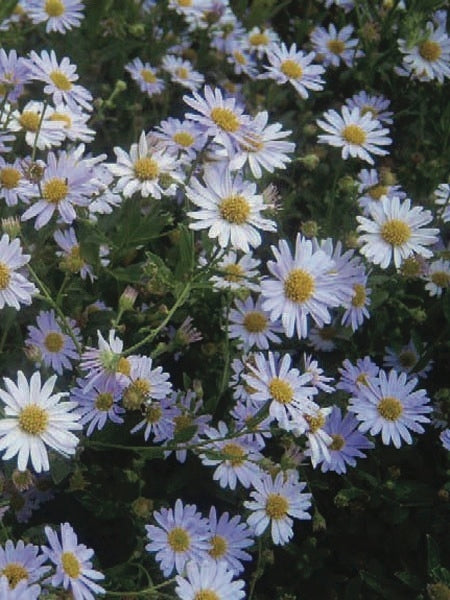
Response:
[9,101,66,150]
[357,168,406,215]
[145,499,210,577]
[0,157,36,206]
[154,117,208,162]
[309,323,341,352]
[26,309,81,375]
[162,55,205,91]
[125,58,165,97]
[42,522,105,600]
[348,368,432,448]
[54,227,95,282]
[383,339,432,378]
[186,163,276,253]
[340,273,371,331]
[434,183,450,223]
[397,21,450,83]
[80,329,132,391]
[303,353,335,393]
[440,428,450,451]
[175,559,245,600]
[261,233,340,339]
[337,356,379,395]
[206,506,253,574]
[247,26,279,58]
[130,396,177,442]
[0,234,37,310]
[200,421,263,490]
[245,351,319,433]
[310,24,363,68]
[0,539,49,592]
[345,91,393,125]
[0,575,40,599]
[0,371,81,472]
[0,131,14,154]
[318,406,373,474]
[230,398,272,449]
[317,106,391,165]
[424,258,450,297]
[302,407,334,467]
[208,250,261,292]
[227,43,258,78]
[357,196,439,269]
[262,43,325,99]
[228,295,282,350]
[71,377,125,436]
[27,0,85,33]
[0,48,30,102]
[122,355,172,411]
[244,470,311,545]
[45,103,95,143]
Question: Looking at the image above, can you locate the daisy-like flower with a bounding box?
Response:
[9,101,66,150]
[25,50,93,111]
[0,131,14,155]
[345,91,393,125]
[122,355,172,411]
[440,428,450,451]
[161,55,204,91]
[206,506,253,574]
[303,353,335,393]
[356,168,406,215]
[357,196,439,269]
[130,396,176,442]
[337,356,379,395]
[0,157,36,206]
[26,309,81,375]
[261,234,340,339]
[262,43,325,99]
[434,183,450,223]
[0,234,36,310]
[0,539,49,592]
[424,258,450,297]
[397,21,450,83]
[0,575,40,599]
[348,368,432,448]
[227,43,258,78]
[247,26,279,58]
[245,470,311,545]
[317,106,391,165]
[245,351,319,433]
[175,559,245,600]
[42,522,105,600]
[145,499,210,577]
[183,85,251,156]
[0,49,30,102]
[383,339,432,378]
[125,58,165,97]
[71,377,125,436]
[230,398,272,449]
[154,117,208,162]
[21,148,96,230]
[27,0,85,33]
[310,24,363,68]
[227,110,295,179]
[54,227,95,282]
[318,406,373,474]
[109,131,182,199]
[228,295,282,350]
[0,371,81,473]
[186,163,276,252]
[208,250,261,292]
[341,273,371,332]
[200,421,262,490]
[304,406,334,467]
[45,103,95,143]
[80,330,132,393]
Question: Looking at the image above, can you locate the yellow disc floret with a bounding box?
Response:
[222,443,246,467]
[351,283,367,307]
[173,131,194,147]
[209,535,228,559]
[284,268,315,303]
[269,377,293,405]
[329,434,345,451]
[342,124,366,145]
[327,39,345,54]
[368,184,388,200]
[194,591,220,600]
[210,107,240,132]
[18,405,49,436]
[0,167,21,189]
[61,552,81,578]
[44,331,64,353]
[377,396,403,421]
[265,493,289,519]
[2,563,29,589]
[140,69,157,84]
[42,177,69,204]
[50,70,72,91]
[134,157,159,181]
[419,40,442,62]
[280,59,303,79]
[381,219,411,246]
[19,111,41,132]
[431,271,450,288]
[95,392,114,412]
[243,311,267,333]
[45,0,65,17]
[0,262,11,290]
[167,527,190,552]
[249,32,269,46]
[219,195,250,224]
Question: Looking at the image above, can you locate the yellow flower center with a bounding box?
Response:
[194,592,220,600]
[61,552,81,578]
[222,442,246,466]
[419,40,442,62]
[1,563,29,589]
[342,124,366,145]
[356,373,369,386]
[18,405,49,435]
[0,167,21,189]
[62,245,84,273]
[45,0,65,17]
[146,404,162,423]
[209,534,228,559]
[243,311,267,333]
[134,157,159,181]
[224,263,244,282]
[381,219,411,246]
[305,412,326,433]
[368,184,388,200]
[351,283,366,307]
[48,112,72,128]
[377,396,403,421]
[134,378,151,395]
[173,131,194,147]
[361,105,378,118]
[116,357,131,376]
[50,70,72,91]
[233,51,246,65]
[268,377,293,405]
[219,195,250,224]
[398,350,417,368]
[249,32,269,46]
[210,107,240,132]
[95,392,114,411]
[431,271,450,288]
[123,379,151,411]
[42,177,69,204]
[265,493,289,520]
[327,39,345,54]
[240,134,264,153]
[178,0,192,6]
[175,67,189,79]
[0,262,11,290]
[174,414,193,434]
[19,110,41,132]
[167,527,190,552]
[284,268,315,303]
[140,69,157,83]
[280,59,303,79]
[44,331,64,353]
[329,433,345,451]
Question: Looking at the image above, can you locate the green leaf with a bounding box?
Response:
[50,454,73,485]
[427,535,441,575]
[108,264,143,283]
[0,0,17,21]
[174,224,194,280]
[173,425,198,444]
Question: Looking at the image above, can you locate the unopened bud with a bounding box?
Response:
[1,216,21,238]
[300,220,319,238]
[12,469,35,492]
[119,286,138,311]
[132,496,153,519]
[300,153,320,171]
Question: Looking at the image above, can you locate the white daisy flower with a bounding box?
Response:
[317,106,391,165]
[228,295,283,350]
[0,575,40,599]
[175,560,245,600]
[161,55,204,91]
[8,101,66,150]
[310,24,363,68]
[383,339,432,379]
[303,407,333,467]
[434,183,450,223]
[109,130,182,199]
[27,0,85,34]
[186,163,276,252]
[54,227,95,282]
[345,91,393,125]
[0,371,81,473]
[247,26,279,58]
[244,470,311,545]
[122,355,172,410]
[357,195,439,269]
[0,157,36,207]
[154,117,208,162]
[45,103,95,143]
[125,57,165,97]
[397,21,450,83]
[262,42,325,99]
[0,539,49,592]
[357,168,406,215]
[0,234,36,310]
[208,250,261,292]
[261,234,341,339]
[424,258,450,297]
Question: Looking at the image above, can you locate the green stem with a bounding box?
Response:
[31,99,48,162]
[55,272,70,307]
[105,576,177,597]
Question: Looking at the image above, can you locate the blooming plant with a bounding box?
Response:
[0,0,448,599]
